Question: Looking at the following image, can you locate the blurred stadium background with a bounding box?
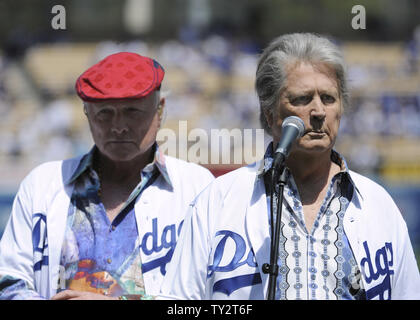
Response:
[0,0,419,267]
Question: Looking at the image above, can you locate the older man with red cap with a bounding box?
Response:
[0,52,214,300]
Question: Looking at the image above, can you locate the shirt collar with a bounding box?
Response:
[256,141,362,198]
[67,143,172,187]
[330,149,362,198]
[67,146,96,185]
[256,141,275,180]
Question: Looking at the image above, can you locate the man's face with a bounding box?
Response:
[85,91,164,162]
[266,62,342,156]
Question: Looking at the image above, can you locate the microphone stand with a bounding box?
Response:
[262,162,288,300]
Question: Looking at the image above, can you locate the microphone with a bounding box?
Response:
[272,116,305,170]
[265,116,305,300]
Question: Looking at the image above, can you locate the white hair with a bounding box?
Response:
[255,33,349,135]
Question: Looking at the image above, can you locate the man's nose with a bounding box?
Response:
[110,113,128,134]
[310,95,327,121]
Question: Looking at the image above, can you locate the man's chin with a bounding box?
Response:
[101,148,139,163]
[294,142,333,155]
[101,146,154,163]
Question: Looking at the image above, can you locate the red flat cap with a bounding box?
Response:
[75,52,165,102]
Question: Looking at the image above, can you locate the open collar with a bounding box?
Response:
[66,143,172,187]
[255,141,362,199]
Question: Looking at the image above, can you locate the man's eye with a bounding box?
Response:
[125,108,145,117]
[96,109,113,118]
[321,94,336,104]
[127,108,141,113]
[290,95,312,105]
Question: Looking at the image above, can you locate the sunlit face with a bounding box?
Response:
[84,91,164,162]
[266,62,342,156]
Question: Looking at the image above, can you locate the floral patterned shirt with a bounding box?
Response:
[57,143,171,300]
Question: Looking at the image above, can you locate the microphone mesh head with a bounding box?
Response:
[282,116,305,138]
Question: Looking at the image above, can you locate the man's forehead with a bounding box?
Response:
[86,95,157,108]
[284,86,338,95]
[84,91,159,107]
[284,62,339,93]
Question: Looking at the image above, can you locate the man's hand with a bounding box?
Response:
[51,290,119,300]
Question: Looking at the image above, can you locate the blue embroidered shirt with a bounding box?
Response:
[258,142,366,300]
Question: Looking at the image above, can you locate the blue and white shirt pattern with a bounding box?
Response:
[259,143,366,300]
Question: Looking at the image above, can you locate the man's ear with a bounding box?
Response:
[158,97,165,120]
[263,108,274,129]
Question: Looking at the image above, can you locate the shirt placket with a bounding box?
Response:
[279,178,308,299]
[280,174,341,300]
[309,176,341,299]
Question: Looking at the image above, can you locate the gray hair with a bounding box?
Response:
[255,33,349,135]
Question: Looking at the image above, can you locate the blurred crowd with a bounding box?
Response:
[0,30,420,187]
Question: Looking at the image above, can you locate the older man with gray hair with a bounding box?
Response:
[159,33,420,300]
